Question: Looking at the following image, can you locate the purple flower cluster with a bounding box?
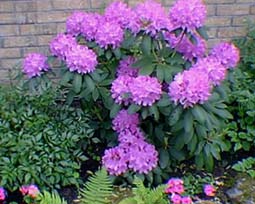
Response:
[0,187,6,201]
[23,53,49,78]
[102,110,158,175]
[210,42,240,68]
[169,68,212,108]
[134,0,169,36]
[169,0,206,31]
[66,11,87,36]
[50,34,77,60]
[65,45,98,74]
[81,13,101,41]
[165,32,206,61]
[111,75,162,106]
[116,57,139,77]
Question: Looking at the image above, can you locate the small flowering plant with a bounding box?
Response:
[21,0,239,181]
[20,185,40,204]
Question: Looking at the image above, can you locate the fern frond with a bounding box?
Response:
[79,168,113,204]
[36,190,67,204]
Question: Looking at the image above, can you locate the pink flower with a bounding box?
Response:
[169,0,206,31]
[210,42,240,69]
[181,196,193,204]
[116,57,139,77]
[204,184,216,196]
[166,178,185,194]
[118,128,145,144]
[129,76,162,106]
[81,13,101,41]
[65,45,98,74]
[171,194,182,204]
[0,187,6,201]
[23,53,49,78]
[112,110,140,133]
[20,185,39,198]
[66,11,87,36]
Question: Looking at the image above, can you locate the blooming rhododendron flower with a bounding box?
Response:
[50,33,77,60]
[192,56,227,86]
[128,140,158,174]
[65,45,98,74]
[66,11,86,36]
[111,75,134,105]
[169,0,206,31]
[112,109,140,133]
[95,18,124,49]
[102,146,129,175]
[165,32,206,61]
[166,178,185,194]
[0,187,6,201]
[204,184,216,196]
[23,53,49,78]
[81,13,101,41]
[134,0,169,36]
[129,76,162,106]
[169,69,212,108]
[210,42,240,68]
[171,194,182,204]
[20,185,39,198]
[181,196,193,204]
[116,56,139,77]
[118,128,145,145]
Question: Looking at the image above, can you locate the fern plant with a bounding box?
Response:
[79,168,113,204]
[36,190,67,204]
[119,178,168,204]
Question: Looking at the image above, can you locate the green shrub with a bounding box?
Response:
[0,86,95,191]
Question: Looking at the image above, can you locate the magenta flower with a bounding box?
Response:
[95,17,124,49]
[169,69,212,108]
[65,45,98,74]
[134,0,169,36]
[66,11,87,36]
[129,76,162,106]
[118,128,145,144]
[128,140,158,174]
[49,33,77,60]
[23,53,49,78]
[116,56,139,77]
[81,13,101,41]
[166,178,185,194]
[112,109,140,133]
[192,56,227,86]
[0,187,6,201]
[102,146,129,175]
[181,196,193,204]
[169,0,206,31]
[20,185,39,199]
[171,194,182,204]
[111,75,134,105]
[204,184,216,196]
[165,32,207,61]
[210,42,240,68]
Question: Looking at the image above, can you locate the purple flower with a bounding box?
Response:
[112,109,140,133]
[111,75,134,105]
[171,194,182,204]
[169,0,206,31]
[65,45,98,74]
[0,187,6,201]
[23,53,49,78]
[118,128,145,144]
[128,140,158,174]
[192,56,227,86]
[20,185,40,199]
[181,196,193,204]
[134,0,169,36]
[129,76,162,106]
[210,42,240,68]
[102,146,129,175]
[66,11,87,36]
[49,33,77,60]
[95,17,124,49]
[165,32,206,61]
[169,69,212,108]
[81,13,101,41]
[117,56,139,77]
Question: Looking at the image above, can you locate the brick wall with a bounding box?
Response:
[0,0,254,82]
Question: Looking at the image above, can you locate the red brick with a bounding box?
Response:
[37,11,71,23]
[232,15,254,26]
[0,48,21,58]
[56,22,66,33]
[14,1,37,12]
[207,5,217,16]
[4,36,37,48]
[52,0,90,10]
[217,27,247,38]
[0,59,21,70]
[206,17,231,27]
[207,27,218,39]
[217,5,250,16]
[36,1,53,11]
[37,35,54,46]
[0,13,16,24]
[0,2,15,12]
[204,0,235,4]
[0,25,19,37]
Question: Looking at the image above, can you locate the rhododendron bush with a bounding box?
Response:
[21,0,239,182]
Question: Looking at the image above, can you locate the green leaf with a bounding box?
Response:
[110,104,121,118]
[139,63,155,76]
[191,105,206,124]
[113,48,121,59]
[73,74,82,93]
[149,105,159,121]
[195,153,204,169]
[85,75,95,92]
[128,104,141,114]
[61,71,73,85]
[159,149,170,169]
[156,65,165,82]
[141,35,152,55]
[197,27,209,40]
[169,105,183,126]
[184,110,193,133]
